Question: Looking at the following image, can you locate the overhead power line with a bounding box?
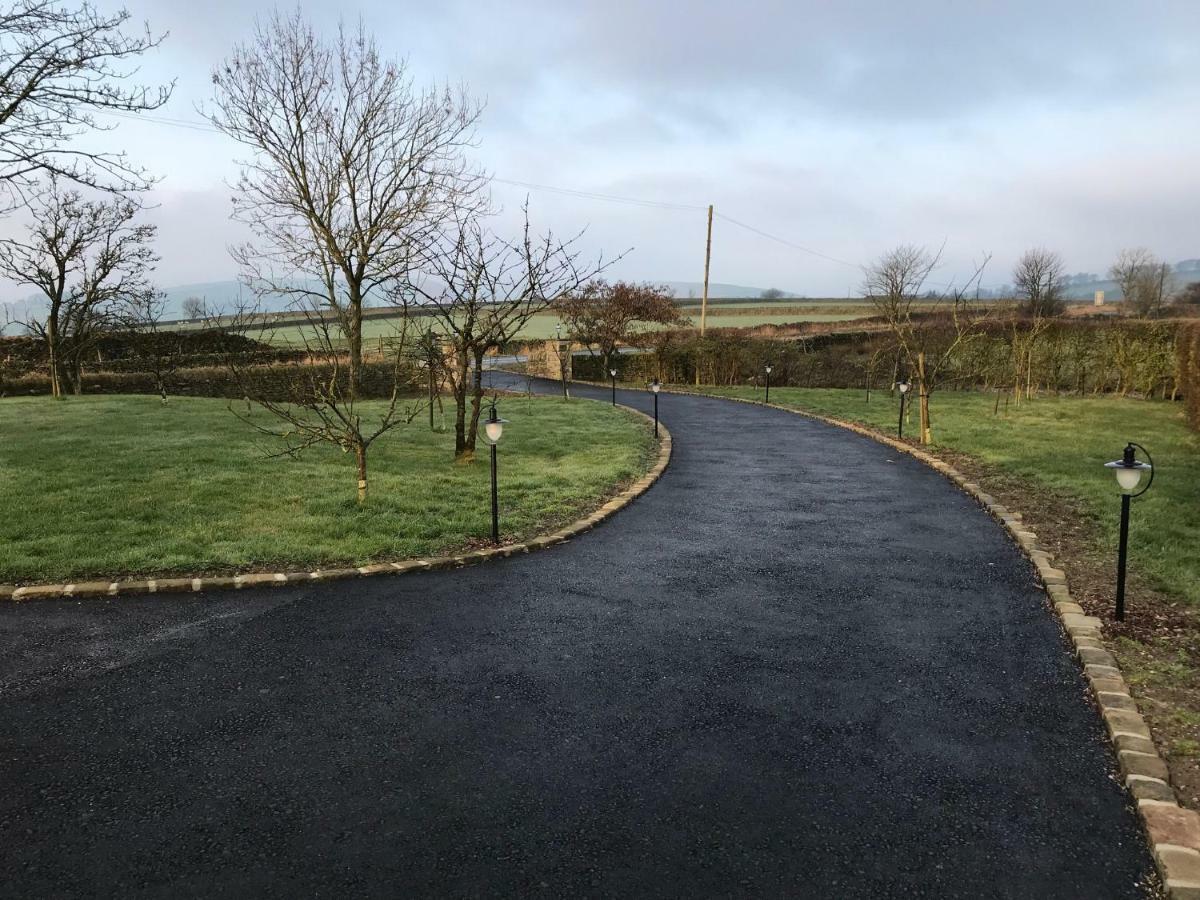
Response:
[713,213,861,271]
[93,108,866,271]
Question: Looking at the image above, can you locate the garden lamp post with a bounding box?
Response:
[649,380,661,438]
[764,363,773,404]
[610,366,618,406]
[481,402,509,545]
[1104,442,1154,621]
[897,379,910,439]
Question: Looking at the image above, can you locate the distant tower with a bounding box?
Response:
[1094,290,1105,307]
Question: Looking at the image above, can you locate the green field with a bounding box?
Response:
[229,301,876,347]
[696,386,1200,605]
[0,394,656,584]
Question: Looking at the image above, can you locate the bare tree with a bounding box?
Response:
[218,303,421,503]
[760,287,785,300]
[1012,248,1066,318]
[1110,248,1172,318]
[181,296,207,319]
[204,10,486,395]
[118,288,182,402]
[410,205,619,461]
[0,179,156,395]
[0,0,172,207]
[863,245,993,443]
[555,280,686,373]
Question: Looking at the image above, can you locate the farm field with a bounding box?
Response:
[238,300,878,347]
[0,394,656,584]
[695,386,1200,606]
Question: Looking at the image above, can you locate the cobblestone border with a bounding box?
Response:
[0,405,671,604]
[653,386,1195,899]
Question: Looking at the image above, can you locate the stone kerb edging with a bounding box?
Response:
[0,404,672,604]
[648,385,1195,899]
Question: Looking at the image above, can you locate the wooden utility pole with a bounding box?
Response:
[697,204,713,386]
[700,204,713,336]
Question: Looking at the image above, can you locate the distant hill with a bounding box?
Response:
[661,281,800,300]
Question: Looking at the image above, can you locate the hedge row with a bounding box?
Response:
[1180,323,1200,431]
[1,359,421,402]
[573,318,1186,401]
[0,330,277,376]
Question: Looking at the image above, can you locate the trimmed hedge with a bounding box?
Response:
[1180,323,1200,431]
[572,318,1185,400]
[1,359,420,402]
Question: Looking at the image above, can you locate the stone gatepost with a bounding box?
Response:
[526,340,571,381]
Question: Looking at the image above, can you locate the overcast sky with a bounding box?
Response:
[3,0,1198,299]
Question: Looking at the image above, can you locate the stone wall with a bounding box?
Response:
[524,340,573,381]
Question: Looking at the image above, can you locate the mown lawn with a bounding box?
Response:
[0,394,656,584]
[699,386,1200,605]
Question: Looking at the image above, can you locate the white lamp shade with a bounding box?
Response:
[765,365,773,374]
[610,369,617,377]
[1106,458,1151,493]
[482,418,507,444]
[898,382,910,393]
[650,382,661,393]
[1115,467,1143,492]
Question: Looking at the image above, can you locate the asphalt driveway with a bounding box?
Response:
[0,378,1153,897]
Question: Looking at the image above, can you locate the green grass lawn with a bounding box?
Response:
[698,386,1200,605]
[0,394,656,584]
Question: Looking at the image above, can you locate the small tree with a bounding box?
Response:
[863,245,992,443]
[118,289,183,402]
[410,205,617,461]
[1012,248,1066,318]
[1110,248,1171,318]
[760,287,785,300]
[0,180,156,396]
[0,0,172,206]
[555,280,686,373]
[221,303,421,504]
[181,296,207,319]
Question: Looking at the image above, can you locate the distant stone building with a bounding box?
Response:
[1094,290,1105,307]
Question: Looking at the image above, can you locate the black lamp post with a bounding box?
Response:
[764,363,773,404]
[610,366,618,406]
[1104,442,1153,621]
[649,380,661,438]
[897,378,910,439]
[481,403,509,545]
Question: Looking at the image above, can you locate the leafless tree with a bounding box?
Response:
[863,245,993,443]
[217,300,422,504]
[181,296,207,319]
[1012,248,1066,318]
[117,288,182,402]
[0,179,156,395]
[409,204,620,461]
[0,0,172,207]
[1110,248,1172,318]
[203,10,486,395]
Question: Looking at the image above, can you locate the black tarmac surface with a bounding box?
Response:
[0,377,1154,897]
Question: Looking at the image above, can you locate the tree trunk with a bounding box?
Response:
[452,349,471,460]
[917,351,931,444]
[46,320,62,399]
[463,349,486,459]
[354,441,368,504]
[347,284,363,399]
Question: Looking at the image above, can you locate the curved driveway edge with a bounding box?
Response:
[664,386,1196,899]
[0,402,671,603]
